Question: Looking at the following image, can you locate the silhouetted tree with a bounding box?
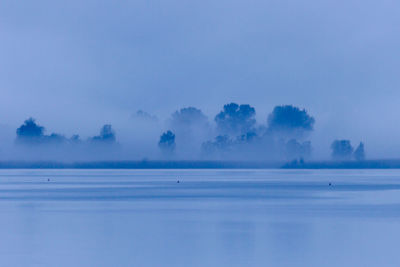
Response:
[331,140,353,160]
[46,133,67,143]
[90,124,116,144]
[159,130,176,153]
[16,118,68,145]
[267,105,315,137]
[215,103,256,135]
[354,142,365,161]
[16,118,45,143]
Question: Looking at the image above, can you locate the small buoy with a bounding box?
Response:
[177,180,180,183]
[329,183,331,186]
[48,178,50,182]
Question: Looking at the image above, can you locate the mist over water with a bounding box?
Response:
[0,104,334,162]
[1,0,400,160]
[0,104,373,162]
[1,1,400,267]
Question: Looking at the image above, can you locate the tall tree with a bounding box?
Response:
[331,140,353,160]
[353,142,365,161]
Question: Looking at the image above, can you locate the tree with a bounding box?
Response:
[46,133,67,144]
[90,124,116,144]
[267,105,315,137]
[215,103,256,135]
[353,142,365,161]
[331,140,353,160]
[171,107,207,127]
[167,106,211,157]
[159,130,176,153]
[16,118,68,145]
[16,118,45,143]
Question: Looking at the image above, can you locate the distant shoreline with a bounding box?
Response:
[0,160,400,169]
[0,160,281,169]
[282,159,400,169]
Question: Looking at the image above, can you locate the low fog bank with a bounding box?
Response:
[0,103,370,163]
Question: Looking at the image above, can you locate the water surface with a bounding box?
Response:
[1,169,400,266]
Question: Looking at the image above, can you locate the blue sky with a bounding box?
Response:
[1,0,400,158]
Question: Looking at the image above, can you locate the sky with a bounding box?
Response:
[1,0,400,159]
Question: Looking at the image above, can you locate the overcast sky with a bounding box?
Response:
[1,0,400,158]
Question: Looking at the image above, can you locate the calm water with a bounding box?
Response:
[1,169,400,267]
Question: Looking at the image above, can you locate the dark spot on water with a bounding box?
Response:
[329,183,331,186]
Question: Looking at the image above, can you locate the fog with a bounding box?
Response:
[1,0,400,160]
[0,104,369,162]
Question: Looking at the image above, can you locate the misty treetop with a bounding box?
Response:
[168,106,209,141]
[159,130,176,154]
[16,118,117,147]
[330,140,366,161]
[16,118,67,145]
[90,124,116,144]
[354,142,366,161]
[331,140,353,160]
[46,133,68,144]
[171,107,208,126]
[16,118,45,139]
[133,110,158,122]
[196,103,317,160]
[163,107,212,158]
[215,103,256,135]
[13,103,365,162]
[267,105,315,135]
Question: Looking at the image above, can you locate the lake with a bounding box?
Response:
[0,169,399,266]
